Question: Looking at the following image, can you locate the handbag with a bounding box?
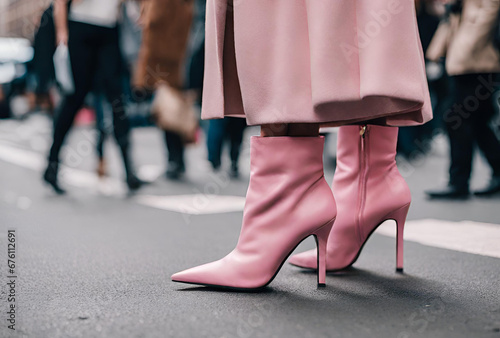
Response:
[53,43,75,94]
[151,84,198,144]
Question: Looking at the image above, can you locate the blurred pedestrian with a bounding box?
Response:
[43,0,144,194]
[398,0,445,158]
[133,0,195,180]
[182,0,247,177]
[426,0,500,199]
[207,118,246,178]
[93,1,143,179]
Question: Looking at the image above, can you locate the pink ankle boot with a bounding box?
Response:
[289,125,410,272]
[172,136,337,289]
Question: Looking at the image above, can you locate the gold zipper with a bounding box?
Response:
[359,125,367,137]
[357,125,368,243]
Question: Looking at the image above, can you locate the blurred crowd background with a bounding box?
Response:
[0,0,499,199]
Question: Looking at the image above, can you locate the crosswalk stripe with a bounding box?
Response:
[1,140,499,259]
[0,142,44,171]
[376,219,500,259]
[136,194,246,215]
[0,142,161,196]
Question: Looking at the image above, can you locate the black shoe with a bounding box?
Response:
[230,162,239,178]
[474,176,500,197]
[426,185,469,200]
[43,162,66,195]
[210,160,221,172]
[166,162,185,180]
[126,174,145,191]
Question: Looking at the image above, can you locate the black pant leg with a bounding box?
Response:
[444,75,475,189]
[227,117,246,164]
[98,27,130,145]
[48,22,97,163]
[207,119,227,167]
[91,90,107,159]
[165,131,185,167]
[97,26,135,176]
[475,120,500,177]
[471,74,500,177]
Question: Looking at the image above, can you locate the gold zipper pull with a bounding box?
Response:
[360,125,367,137]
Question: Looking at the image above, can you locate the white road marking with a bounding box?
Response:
[0,142,158,196]
[0,142,44,170]
[0,115,51,142]
[136,165,164,183]
[1,140,499,259]
[136,194,246,215]
[376,219,500,259]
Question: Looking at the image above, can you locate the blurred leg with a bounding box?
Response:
[445,75,474,190]
[93,91,107,160]
[45,22,97,193]
[92,90,108,177]
[207,118,227,169]
[472,74,500,178]
[98,26,137,184]
[165,130,185,179]
[48,22,96,164]
[227,117,246,165]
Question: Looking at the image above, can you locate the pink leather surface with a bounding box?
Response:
[202,0,432,127]
[172,136,337,288]
[289,125,411,270]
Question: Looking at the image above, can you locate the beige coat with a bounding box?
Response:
[427,0,500,75]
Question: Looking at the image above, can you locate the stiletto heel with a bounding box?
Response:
[314,219,335,287]
[387,203,411,273]
[290,126,413,273]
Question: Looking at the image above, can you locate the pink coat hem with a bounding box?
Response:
[202,0,432,127]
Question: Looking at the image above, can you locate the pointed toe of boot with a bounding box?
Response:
[171,259,255,289]
[289,250,318,270]
[171,269,195,284]
[171,261,267,290]
[171,262,219,286]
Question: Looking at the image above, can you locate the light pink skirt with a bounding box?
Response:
[201,0,432,127]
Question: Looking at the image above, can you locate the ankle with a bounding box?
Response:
[260,123,320,137]
[287,123,320,137]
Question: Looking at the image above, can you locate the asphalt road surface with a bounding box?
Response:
[0,114,499,338]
